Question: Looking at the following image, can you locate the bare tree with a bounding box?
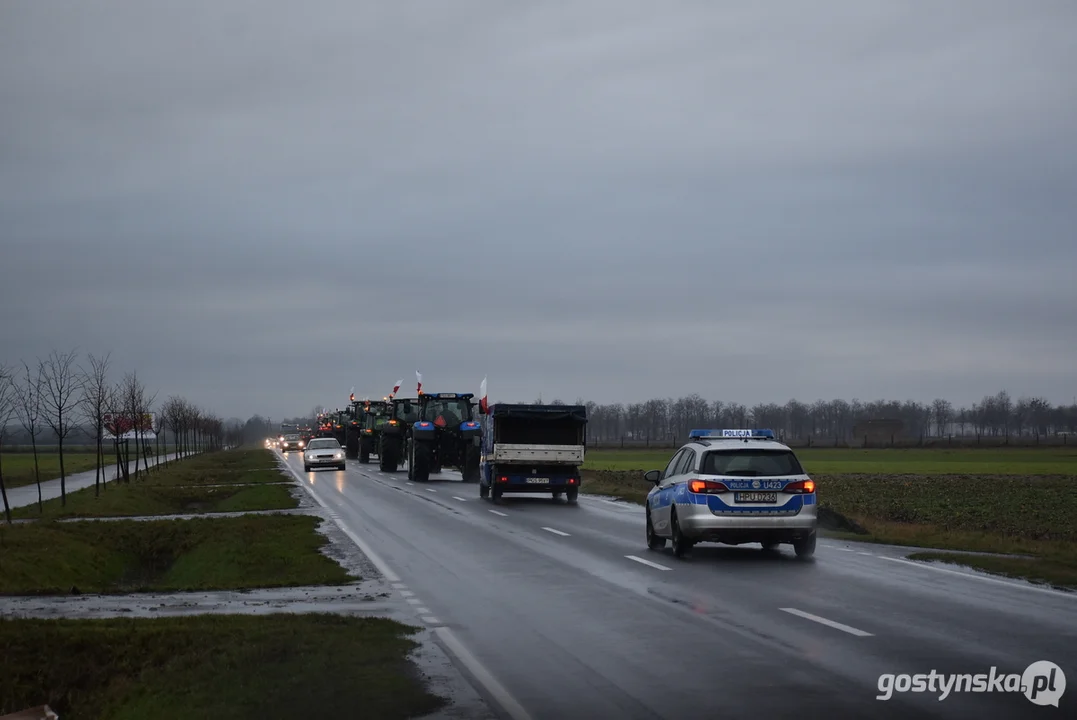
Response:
[153,410,165,471]
[39,349,83,507]
[120,372,148,481]
[79,352,112,496]
[0,365,16,523]
[103,381,129,483]
[931,398,953,438]
[11,362,44,512]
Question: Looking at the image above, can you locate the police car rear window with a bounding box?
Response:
[702,450,803,476]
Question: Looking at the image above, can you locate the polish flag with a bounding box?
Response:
[479,377,488,414]
[349,387,355,402]
[392,379,402,396]
[416,371,423,394]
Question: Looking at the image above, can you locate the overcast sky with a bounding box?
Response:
[2,1,1075,420]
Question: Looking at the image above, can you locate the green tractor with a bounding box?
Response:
[378,397,420,472]
[356,400,391,463]
[343,400,367,460]
[407,392,482,483]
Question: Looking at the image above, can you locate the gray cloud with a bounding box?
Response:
[2,0,1076,419]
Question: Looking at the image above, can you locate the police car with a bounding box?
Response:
[644,429,817,559]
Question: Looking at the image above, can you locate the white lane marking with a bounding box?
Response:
[452,496,467,501]
[392,583,407,589]
[406,598,422,605]
[625,555,672,571]
[879,556,1077,599]
[834,547,856,552]
[779,608,874,637]
[421,616,441,625]
[282,460,400,582]
[406,482,414,485]
[858,552,874,556]
[542,527,571,537]
[435,627,533,720]
[416,607,431,615]
[489,510,508,517]
[400,590,415,598]
[426,488,437,493]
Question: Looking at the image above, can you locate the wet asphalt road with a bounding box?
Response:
[278,451,1076,720]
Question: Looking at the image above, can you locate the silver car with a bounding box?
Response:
[644,429,817,559]
[303,437,346,472]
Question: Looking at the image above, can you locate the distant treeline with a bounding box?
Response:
[250,389,1077,446]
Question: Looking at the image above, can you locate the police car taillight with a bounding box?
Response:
[783,480,815,494]
[688,479,729,494]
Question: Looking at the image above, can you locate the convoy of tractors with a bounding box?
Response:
[299,384,589,503]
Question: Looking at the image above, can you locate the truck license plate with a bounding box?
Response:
[735,492,777,503]
[526,477,549,484]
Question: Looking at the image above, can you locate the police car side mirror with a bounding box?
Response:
[643,469,661,485]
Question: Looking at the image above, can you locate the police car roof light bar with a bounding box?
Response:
[688,428,775,440]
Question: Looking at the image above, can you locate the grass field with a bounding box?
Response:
[0,514,352,595]
[583,447,1077,475]
[0,451,107,489]
[0,614,443,719]
[580,446,1077,589]
[12,448,295,519]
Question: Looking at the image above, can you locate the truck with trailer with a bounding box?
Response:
[478,404,588,503]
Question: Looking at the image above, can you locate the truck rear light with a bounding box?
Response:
[498,476,509,484]
[784,479,816,494]
[688,479,729,494]
[568,477,577,485]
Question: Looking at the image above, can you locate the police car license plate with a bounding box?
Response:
[735,492,777,503]
[526,477,549,484]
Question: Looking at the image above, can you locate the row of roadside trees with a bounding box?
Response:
[0,349,238,523]
[577,390,1077,445]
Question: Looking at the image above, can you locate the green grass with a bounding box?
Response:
[0,451,106,489]
[0,614,444,720]
[11,483,297,520]
[0,515,352,595]
[11,448,296,519]
[583,446,1077,475]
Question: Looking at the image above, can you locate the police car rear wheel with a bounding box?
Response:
[646,509,666,550]
[671,509,691,558]
[793,532,816,560]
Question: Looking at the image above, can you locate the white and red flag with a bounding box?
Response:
[416,371,423,394]
[479,376,488,413]
[392,379,402,396]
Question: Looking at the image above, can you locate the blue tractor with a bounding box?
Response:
[407,392,482,482]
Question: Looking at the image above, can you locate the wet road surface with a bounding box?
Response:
[277,451,1077,720]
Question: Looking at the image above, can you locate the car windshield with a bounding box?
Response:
[284,434,300,441]
[306,439,338,450]
[702,449,804,477]
[423,400,470,425]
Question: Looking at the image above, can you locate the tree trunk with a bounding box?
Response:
[95,428,102,496]
[0,438,12,524]
[58,434,67,507]
[31,431,42,512]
